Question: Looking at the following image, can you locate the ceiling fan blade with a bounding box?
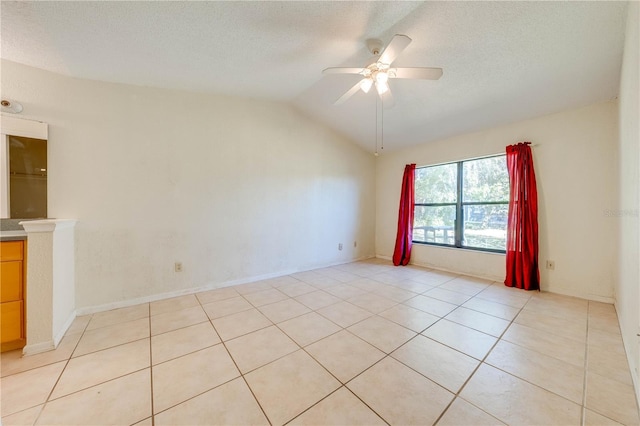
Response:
[380,89,396,109]
[322,67,365,75]
[391,67,443,80]
[334,80,364,105]
[378,34,412,66]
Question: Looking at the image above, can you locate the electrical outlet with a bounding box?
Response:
[545,260,555,270]
[175,262,183,272]
[338,243,343,251]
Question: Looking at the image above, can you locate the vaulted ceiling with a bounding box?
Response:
[1,1,628,152]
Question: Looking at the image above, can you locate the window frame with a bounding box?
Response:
[413,154,509,254]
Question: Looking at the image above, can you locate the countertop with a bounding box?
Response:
[1,218,42,231]
[1,218,38,240]
[0,230,28,241]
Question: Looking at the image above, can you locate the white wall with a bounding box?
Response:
[52,222,76,344]
[21,219,76,354]
[1,60,375,310]
[377,101,618,301]
[615,0,640,400]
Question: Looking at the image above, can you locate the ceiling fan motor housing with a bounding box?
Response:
[366,39,384,56]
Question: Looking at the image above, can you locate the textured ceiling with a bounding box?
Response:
[0,1,628,152]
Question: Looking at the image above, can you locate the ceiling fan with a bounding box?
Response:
[323,34,443,106]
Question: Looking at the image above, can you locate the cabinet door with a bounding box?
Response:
[0,241,23,261]
[0,301,23,343]
[0,261,23,302]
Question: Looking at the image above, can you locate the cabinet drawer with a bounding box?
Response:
[0,241,24,261]
[0,301,23,344]
[0,261,23,302]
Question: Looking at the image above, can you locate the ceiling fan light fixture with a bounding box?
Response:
[376,80,389,95]
[375,71,389,84]
[360,78,373,93]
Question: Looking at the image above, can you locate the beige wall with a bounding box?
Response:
[615,0,640,401]
[377,101,618,302]
[1,60,376,310]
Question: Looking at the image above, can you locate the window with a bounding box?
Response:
[413,155,509,253]
[0,116,49,219]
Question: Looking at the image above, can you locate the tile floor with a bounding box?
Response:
[1,259,639,425]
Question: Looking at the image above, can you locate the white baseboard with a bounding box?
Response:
[546,287,615,304]
[76,255,376,316]
[21,311,76,356]
[53,310,77,347]
[76,269,297,316]
[590,295,615,304]
[376,254,502,282]
[614,300,640,410]
[376,254,616,304]
[411,259,503,283]
[23,340,55,356]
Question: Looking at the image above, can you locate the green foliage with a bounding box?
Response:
[414,205,455,228]
[462,156,509,202]
[415,163,457,204]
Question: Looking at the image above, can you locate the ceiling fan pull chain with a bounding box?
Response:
[381,97,384,151]
[374,95,379,156]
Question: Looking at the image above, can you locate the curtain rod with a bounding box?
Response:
[415,144,540,169]
[486,143,539,158]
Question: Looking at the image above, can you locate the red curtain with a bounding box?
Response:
[505,142,540,290]
[393,164,416,266]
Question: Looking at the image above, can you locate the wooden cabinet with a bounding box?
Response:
[1,240,26,352]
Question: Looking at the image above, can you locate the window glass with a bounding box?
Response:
[462,204,508,250]
[463,156,509,202]
[9,136,47,218]
[415,163,457,204]
[413,205,456,245]
[413,155,509,253]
